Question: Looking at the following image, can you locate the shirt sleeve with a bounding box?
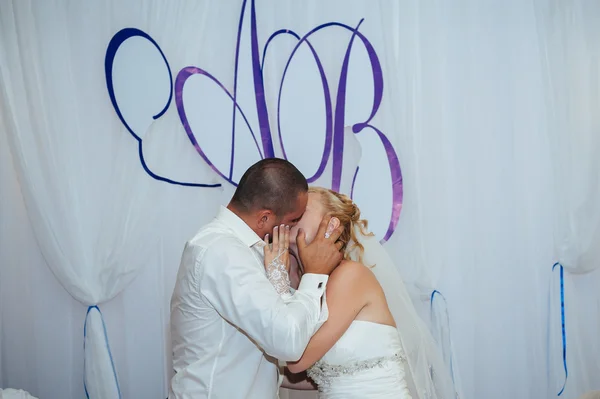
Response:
[198,239,329,362]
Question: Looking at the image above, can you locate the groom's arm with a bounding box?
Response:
[199,238,328,361]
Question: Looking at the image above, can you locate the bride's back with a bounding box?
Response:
[331,260,396,328]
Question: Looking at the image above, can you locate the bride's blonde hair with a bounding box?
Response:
[308,187,373,264]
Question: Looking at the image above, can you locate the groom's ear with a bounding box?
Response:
[256,209,275,230]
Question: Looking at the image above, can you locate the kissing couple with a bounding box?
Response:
[169,158,455,398]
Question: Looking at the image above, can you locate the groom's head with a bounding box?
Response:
[228,158,308,239]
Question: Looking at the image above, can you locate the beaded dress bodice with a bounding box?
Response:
[306,320,413,398]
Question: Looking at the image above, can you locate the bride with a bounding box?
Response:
[263,187,456,399]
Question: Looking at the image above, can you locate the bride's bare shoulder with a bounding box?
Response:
[329,260,375,283]
[326,260,378,302]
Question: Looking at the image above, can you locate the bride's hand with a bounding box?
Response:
[263,224,290,272]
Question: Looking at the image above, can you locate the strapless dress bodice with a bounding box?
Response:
[307,320,412,398]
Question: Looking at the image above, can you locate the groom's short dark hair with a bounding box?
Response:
[230,158,308,216]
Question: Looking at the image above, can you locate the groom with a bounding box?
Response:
[169,158,343,399]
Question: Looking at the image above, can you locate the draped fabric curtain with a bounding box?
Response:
[534,0,600,276]
[0,2,165,397]
[0,2,222,398]
[534,2,600,396]
[378,2,557,398]
[1,1,599,399]
[377,1,600,398]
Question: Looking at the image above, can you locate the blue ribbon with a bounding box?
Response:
[552,263,568,396]
[430,290,457,393]
[83,305,122,399]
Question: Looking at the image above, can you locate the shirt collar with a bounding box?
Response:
[216,206,264,248]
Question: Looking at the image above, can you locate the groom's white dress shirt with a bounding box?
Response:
[169,206,329,399]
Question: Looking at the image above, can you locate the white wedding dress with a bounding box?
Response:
[306,320,413,399]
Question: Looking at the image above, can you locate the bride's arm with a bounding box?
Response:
[280,369,317,390]
[287,261,370,373]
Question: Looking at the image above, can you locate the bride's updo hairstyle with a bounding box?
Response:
[308,187,373,263]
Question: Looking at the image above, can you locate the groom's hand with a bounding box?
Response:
[296,213,344,275]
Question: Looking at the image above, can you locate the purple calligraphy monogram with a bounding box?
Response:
[105,0,402,242]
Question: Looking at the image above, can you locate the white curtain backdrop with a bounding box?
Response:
[534,3,600,397]
[535,0,600,275]
[0,2,224,398]
[1,1,599,399]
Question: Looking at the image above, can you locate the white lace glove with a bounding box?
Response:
[266,250,291,295]
[263,224,291,295]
